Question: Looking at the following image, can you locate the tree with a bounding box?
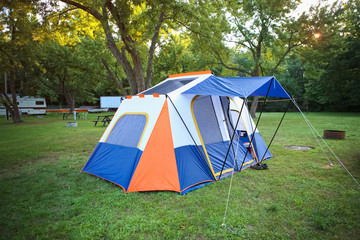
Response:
[152,30,229,84]
[58,0,186,94]
[37,39,107,112]
[0,0,46,123]
[213,0,315,117]
[38,4,130,103]
[303,0,360,111]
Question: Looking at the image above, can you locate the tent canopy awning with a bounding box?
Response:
[182,75,290,98]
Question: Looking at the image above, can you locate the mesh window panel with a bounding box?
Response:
[142,78,195,95]
[220,96,236,138]
[193,96,223,144]
[106,114,147,148]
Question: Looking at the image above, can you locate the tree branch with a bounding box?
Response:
[213,51,252,75]
[173,19,207,37]
[234,18,256,50]
[145,11,165,88]
[271,32,300,75]
[105,0,133,45]
[101,58,128,95]
[224,39,253,52]
[59,0,102,20]
[39,77,61,93]
[0,89,16,117]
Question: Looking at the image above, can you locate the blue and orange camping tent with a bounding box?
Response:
[82,71,290,194]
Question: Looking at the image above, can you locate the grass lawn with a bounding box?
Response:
[0,112,359,239]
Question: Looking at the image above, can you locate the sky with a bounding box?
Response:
[294,0,342,16]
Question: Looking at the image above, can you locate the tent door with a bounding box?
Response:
[229,98,259,164]
[191,95,234,179]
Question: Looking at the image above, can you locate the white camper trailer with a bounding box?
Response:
[100,96,122,111]
[0,96,47,116]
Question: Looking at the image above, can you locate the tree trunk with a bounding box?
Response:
[145,11,165,89]
[99,11,139,95]
[249,96,259,118]
[64,92,75,114]
[8,23,22,123]
[9,62,22,123]
[128,48,145,93]
[59,1,166,95]
[0,89,16,121]
[249,66,260,118]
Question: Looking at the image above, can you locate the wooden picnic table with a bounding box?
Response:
[93,115,113,126]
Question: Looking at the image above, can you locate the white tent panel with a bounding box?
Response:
[230,97,259,133]
[99,95,166,151]
[168,94,202,148]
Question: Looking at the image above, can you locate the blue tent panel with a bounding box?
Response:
[175,145,215,192]
[251,132,272,161]
[205,141,234,174]
[183,76,290,98]
[82,142,143,191]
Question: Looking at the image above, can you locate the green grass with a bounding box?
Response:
[0,112,359,239]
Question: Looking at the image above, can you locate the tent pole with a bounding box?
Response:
[260,99,291,162]
[166,95,215,180]
[244,100,260,163]
[238,77,275,172]
[218,99,246,180]
[219,97,239,171]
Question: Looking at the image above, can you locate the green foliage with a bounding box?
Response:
[36,40,100,106]
[1,0,359,112]
[152,31,228,84]
[300,1,360,111]
[221,0,303,76]
[307,37,360,111]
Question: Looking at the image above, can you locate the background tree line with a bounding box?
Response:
[0,0,359,123]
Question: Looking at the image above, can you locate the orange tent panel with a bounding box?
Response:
[127,100,180,192]
[168,70,212,78]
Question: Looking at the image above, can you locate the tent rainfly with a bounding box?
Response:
[82,71,291,194]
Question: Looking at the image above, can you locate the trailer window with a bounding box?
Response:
[36,101,44,105]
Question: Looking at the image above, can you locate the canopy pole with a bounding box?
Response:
[239,77,275,171]
[218,99,246,180]
[166,95,216,180]
[260,99,291,162]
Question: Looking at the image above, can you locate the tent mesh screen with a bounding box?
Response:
[106,114,147,147]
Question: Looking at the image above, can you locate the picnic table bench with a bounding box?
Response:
[62,112,80,120]
[93,115,113,126]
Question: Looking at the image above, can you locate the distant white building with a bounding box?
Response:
[100,96,123,109]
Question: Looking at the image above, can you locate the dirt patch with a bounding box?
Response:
[284,145,315,151]
[0,153,61,178]
[322,164,332,169]
[0,169,9,178]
